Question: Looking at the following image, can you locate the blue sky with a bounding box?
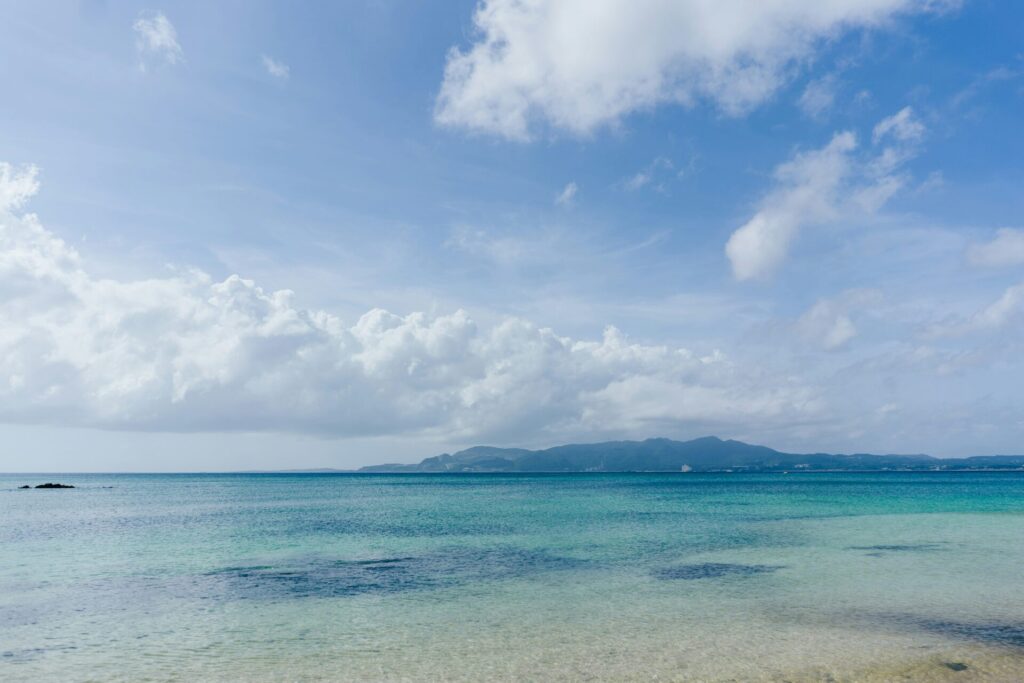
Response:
[1,0,1023,470]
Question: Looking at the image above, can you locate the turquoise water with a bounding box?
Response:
[2,473,1024,681]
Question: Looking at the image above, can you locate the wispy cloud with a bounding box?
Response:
[967,228,1024,268]
[798,74,839,120]
[950,66,1019,109]
[555,181,578,206]
[262,55,290,80]
[927,282,1024,337]
[793,290,882,351]
[872,106,925,144]
[623,156,690,193]
[726,107,926,281]
[133,12,182,68]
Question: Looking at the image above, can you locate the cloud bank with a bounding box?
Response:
[435,0,949,139]
[0,167,811,441]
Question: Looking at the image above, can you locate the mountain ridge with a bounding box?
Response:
[357,436,1024,473]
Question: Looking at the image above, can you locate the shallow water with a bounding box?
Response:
[2,472,1024,681]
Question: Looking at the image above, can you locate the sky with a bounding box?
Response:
[1,0,1023,471]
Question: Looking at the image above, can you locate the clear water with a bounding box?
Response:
[2,473,1024,681]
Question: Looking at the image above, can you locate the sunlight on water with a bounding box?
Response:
[2,473,1024,681]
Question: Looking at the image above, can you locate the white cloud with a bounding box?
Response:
[794,290,881,350]
[555,181,578,206]
[725,131,857,281]
[951,65,1020,109]
[133,12,183,67]
[625,172,652,191]
[853,89,873,106]
[0,163,40,211]
[872,105,925,144]
[967,228,1024,268]
[972,284,1024,330]
[725,108,925,280]
[0,167,811,441]
[444,225,541,266]
[435,0,948,139]
[623,157,679,193]
[799,303,857,350]
[262,55,290,80]
[927,282,1024,337]
[798,75,839,119]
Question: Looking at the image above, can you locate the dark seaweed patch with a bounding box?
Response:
[206,547,586,599]
[653,562,783,580]
[848,543,945,557]
[862,613,1024,649]
[1,645,77,663]
[847,544,942,548]
[286,516,515,539]
[912,618,1024,648]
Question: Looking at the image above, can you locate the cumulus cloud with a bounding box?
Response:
[0,167,812,441]
[133,12,183,67]
[262,55,290,80]
[967,228,1024,268]
[435,0,948,139]
[725,108,925,280]
[555,181,578,206]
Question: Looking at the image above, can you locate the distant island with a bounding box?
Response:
[356,436,1024,473]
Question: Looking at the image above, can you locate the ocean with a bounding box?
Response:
[2,472,1023,681]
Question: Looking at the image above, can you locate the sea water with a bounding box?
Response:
[2,472,1023,681]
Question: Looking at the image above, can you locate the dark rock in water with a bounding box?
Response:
[34,483,74,489]
[944,662,968,672]
[18,485,30,489]
[654,562,783,580]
